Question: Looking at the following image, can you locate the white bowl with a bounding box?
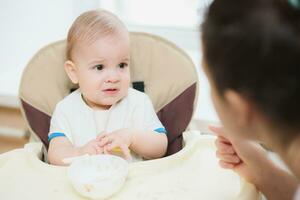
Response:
[67,154,129,200]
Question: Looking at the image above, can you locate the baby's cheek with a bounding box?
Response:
[124,77,131,87]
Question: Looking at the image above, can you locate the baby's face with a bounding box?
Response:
[72,33,130,109]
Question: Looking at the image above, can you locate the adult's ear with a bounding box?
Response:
[224,90,253,128]
[64,60,78,84]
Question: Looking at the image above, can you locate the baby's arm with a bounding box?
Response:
[48,101,104,165]
[48,137,103,166]
[98,129,168,159]
[130,129,168,159]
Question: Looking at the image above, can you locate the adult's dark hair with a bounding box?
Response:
[202,0,300,135]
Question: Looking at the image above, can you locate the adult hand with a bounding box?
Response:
[211,126,299,200]
[211,126,271,186]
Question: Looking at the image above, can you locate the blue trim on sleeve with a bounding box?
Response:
[154,127,167,134]
[48,132,66,142]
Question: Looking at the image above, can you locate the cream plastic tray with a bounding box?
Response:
[0,131,261,200]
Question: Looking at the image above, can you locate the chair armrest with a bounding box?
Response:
[187,118,220,134]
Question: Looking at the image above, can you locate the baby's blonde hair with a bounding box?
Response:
[66,9,128,60]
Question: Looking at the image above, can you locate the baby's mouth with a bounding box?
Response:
[102,88,119,95]
[103,88,118,92]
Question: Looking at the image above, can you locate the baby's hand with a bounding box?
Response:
[97,129,133,161]
[78,139,103,155]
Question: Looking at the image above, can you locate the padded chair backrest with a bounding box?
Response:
[19,32,198,156]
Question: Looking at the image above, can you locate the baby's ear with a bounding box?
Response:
[64,60,79,84]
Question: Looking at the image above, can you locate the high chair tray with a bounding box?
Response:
[0,131,260,200]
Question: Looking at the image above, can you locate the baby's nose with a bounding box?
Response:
[106,70,120,83]
[106,76,119,83]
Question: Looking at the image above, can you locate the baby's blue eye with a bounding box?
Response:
[94,64,104,70]
[118,63,128,69]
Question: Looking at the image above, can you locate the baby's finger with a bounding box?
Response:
[95,146,103,154]
[91,143,101,154]
[99,135,114,147]
[96,132,107,141]
[105,141,119,152]
[119,144,132,161]
[216,151,241,164]
[96,142,104,150]
[103,146,109,154]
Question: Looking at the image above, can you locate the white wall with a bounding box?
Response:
[0,0,100,97]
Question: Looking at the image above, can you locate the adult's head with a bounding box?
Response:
[202,0,300,146]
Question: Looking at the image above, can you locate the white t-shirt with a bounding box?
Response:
[49,88,165,160]
[93,109,110,134]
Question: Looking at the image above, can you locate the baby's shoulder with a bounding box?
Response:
[127,88,150,102]
[54,89,82,113]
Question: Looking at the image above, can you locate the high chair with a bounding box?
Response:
[19,32,199,159]
[0,32,260,200]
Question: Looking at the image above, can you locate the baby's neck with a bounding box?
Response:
[81,94,112,110]
[93,104,111,110]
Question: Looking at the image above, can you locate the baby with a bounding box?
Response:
[47,9,168,165]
